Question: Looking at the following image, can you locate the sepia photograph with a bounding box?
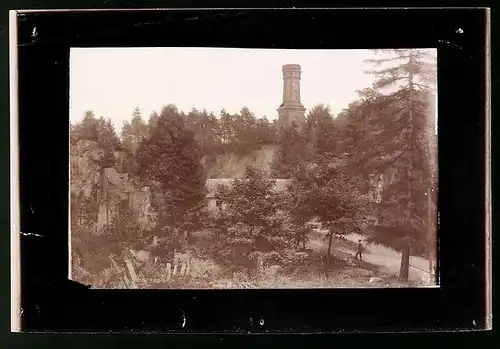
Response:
[69,47,438,290]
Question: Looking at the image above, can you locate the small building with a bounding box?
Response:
[205,178,292,213]
[205,178,232,212]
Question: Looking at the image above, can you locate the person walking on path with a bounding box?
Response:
[355,239,364,260]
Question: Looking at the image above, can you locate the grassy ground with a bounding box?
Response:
[139,232,404,289]
[143,254,414,290]
[75,228,423,289]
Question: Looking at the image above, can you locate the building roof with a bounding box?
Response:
[205,178,292,198]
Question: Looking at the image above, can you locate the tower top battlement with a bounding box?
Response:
[282,64,302,79]
[282,64,302,71]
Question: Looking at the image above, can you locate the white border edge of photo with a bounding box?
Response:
[10,9,21,333]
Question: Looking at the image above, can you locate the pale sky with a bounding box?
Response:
[70,47,437,131]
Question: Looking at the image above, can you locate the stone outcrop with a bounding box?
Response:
[205,144,279,178]
[71,139,157,235]
[70,140,104,200]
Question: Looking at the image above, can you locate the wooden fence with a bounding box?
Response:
[121,258,192,289]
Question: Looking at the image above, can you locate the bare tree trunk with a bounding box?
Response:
[427,187,435,283]
[105,201,109,239]
[100,168,110,239]
[399,240,410,282]
[402,52,418,269]
[326,231,333,266]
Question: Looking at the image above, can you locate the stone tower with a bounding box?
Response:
[277,64,306,128]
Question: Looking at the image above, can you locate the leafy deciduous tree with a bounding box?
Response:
[214,166,295,269]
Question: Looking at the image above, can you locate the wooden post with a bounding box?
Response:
[166,262,172,281]
[173,264,178,277]
[121,276,129,289]
[124,273,131,286]
[180,263,186,276]
[186,258,192,277]
[399,240,410,282]
[125,259,138,285]
[109,256,120,271]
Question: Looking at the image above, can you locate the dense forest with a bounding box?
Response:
[70,49,437,288]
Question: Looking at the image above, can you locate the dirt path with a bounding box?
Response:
[343,233,433,284]
[311,224,434,285]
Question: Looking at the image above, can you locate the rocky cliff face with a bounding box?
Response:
[70,140,103,200]
[71,139,156,234]
[205,144,279,178]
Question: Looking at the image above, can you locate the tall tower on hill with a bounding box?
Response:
[277,64,306,128]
